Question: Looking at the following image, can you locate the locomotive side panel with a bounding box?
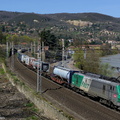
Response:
[88,80,109,99]
[71,73,83,87]
[71,73,92,92]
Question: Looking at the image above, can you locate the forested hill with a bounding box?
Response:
[45,13,120,22]
[0,11,22,21]
[0,11,120,22]
[1,11,120,41]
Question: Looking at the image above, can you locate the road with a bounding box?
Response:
[9,56,120,120]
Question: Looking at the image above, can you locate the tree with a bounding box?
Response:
[100,43,112,56]
[6,34,34,44]
[0,31,3,43]
[99,63,113,77]
[73,48,114,76]
[0,46,5,62]
[39,29,58,50]
[83,49,100,73]
[73,48,101,74]
[73,48,85,70]
[0,31,6,44]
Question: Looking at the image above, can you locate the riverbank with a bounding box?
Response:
[100,54,120,77]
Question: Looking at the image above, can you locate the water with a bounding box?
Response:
[100,54,120,77]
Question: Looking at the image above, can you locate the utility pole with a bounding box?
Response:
[84,49,86,59]
[6,41,9,59]
[62,39,65,67]
[42,41,45,61]
[34,41,36,55]
[11,42,14,70]
[31,42,33,53]
[37,40,42,93]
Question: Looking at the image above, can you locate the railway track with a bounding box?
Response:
[9,56,120,120]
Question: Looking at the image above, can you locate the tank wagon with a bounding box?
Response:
[51,66,78,85]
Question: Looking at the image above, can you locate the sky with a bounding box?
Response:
[0,0,120,18]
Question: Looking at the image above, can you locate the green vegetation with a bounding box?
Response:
[0,68,5,75]
[73,48,100,73]
[39,29,59,50]
[25,102,39,113]
[26,116,38,120]
[1,11,120,42]
[0,30,6,44]
[0,46,6,62]
[6,34,35,44]
[99,63,113,77]
[73,48,114,76]
[22,97,42,120]
[100,43,119,56]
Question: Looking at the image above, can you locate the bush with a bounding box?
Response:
[0,46,6,62]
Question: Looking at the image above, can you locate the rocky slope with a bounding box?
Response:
[0,64,51,120]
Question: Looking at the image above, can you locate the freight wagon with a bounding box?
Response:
[17,51,120,109]
[51,66,78,85]
[17,52,50,72]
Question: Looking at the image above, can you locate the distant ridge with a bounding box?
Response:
[0,11,22,21]
[0,11,119,23]
[1,10,120,38]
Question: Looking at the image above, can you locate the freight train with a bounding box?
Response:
[17,51,120,110]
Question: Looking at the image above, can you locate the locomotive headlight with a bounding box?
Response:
[113,94,117,98]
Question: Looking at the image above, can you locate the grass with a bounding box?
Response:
[26,116,39,120]
[0,68,5,75]
[25,102,40,120]
[25,102,39,112]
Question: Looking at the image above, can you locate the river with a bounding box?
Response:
[100,54,120,77]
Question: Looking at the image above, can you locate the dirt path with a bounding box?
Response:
[0,65,51,120]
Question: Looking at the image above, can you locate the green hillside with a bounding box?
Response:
[1,11,120,43]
